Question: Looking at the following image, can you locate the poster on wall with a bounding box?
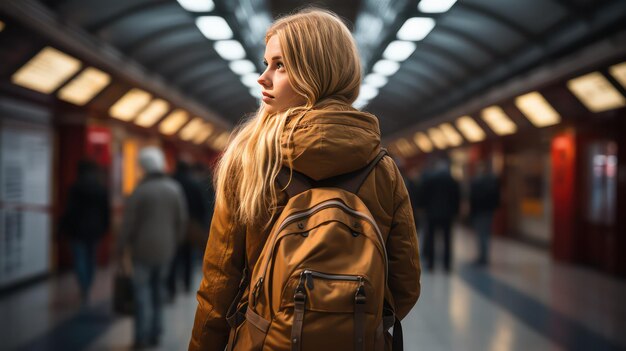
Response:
[0,128,51,205]
[86,125,112,167]
[0,210,50,287]
[0,126,52,288]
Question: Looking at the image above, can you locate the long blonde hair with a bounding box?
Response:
[213,8,362,228]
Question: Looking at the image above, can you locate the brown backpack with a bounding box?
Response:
[226,150,402,350]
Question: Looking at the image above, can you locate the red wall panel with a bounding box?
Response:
[551,131,578,261]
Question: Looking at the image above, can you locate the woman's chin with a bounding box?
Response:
[263,103,276,114]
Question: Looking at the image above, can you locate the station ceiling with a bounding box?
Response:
[2,0,626,138]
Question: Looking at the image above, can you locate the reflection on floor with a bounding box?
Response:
[1,227,625,351]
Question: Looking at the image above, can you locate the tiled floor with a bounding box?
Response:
[2,227,625,351]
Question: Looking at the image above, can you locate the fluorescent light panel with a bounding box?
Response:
[57,67,110,105]
[177,0,214,12]
[180,117,205,141]
[193,124,214,144]
[481,106,517,135]
[214,40,246,61]
[515,92,561,127]
[241,72,259,87]
[372,60,400,76]
[353,99,369,110]
[455,116,485,142]
[609,62,626,89]
[413,132,433,153]
[428,127,448,149]
[439,123,463,147]
[249,85,262,99]
[229,60,256,75]
[566,72,626,113]
[134,99,170,127]
[418,0,457,13]
[395,142,408,158]
[396,138,417,157]
[383,41,416,62]
[159,109,189,135]
[397,17,436,41]
[196,16,232,40]
[359,84,379,100]
[211,132,231,150]
[364,74,388,88]
[12,47,82,94]
[109,88,152,121]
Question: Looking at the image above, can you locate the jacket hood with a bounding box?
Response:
[281,103,381,181]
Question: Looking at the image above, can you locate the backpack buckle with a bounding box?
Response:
[355,278,366,305]
[294,290,307,303]
[294,272,307,303]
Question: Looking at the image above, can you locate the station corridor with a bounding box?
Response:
[2,0,626,350]
[2,228,625,351]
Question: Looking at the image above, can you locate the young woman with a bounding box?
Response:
[189,9,420,351]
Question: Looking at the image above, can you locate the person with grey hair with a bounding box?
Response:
[116,146,188,349]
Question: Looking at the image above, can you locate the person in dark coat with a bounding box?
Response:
[192,162,215,232]
[167,160,209,298]
[469,162,500,266]
[404,167,422,233]
[62,159,110,303]
[419,158,460,272]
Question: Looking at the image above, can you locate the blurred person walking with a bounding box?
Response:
[469,162,500,266]
[404,167,423,233]
[192,162,215,233]
[116,146,187,349]
[167,160,209,299]
[61,160,110,304]
[419,158,460,272]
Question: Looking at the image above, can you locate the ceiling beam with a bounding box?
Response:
[127,25,199,58]
[86,0,173,32]
[120,23,196,53]
[435,24,503,61]
[388,73,432,98]
[142,40,208,68]
[158,53,218,78]
[456,2,538,44]
[189,73,241,97]
[176,63,227,90]
[416,41,476,74]
[402,62,451,91]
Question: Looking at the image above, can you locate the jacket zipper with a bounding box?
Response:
[301,269,363,290]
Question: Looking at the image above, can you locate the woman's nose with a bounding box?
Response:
[257,72,271,88]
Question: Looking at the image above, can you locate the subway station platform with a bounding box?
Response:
[1,1,626,350]
[2,227,625,351]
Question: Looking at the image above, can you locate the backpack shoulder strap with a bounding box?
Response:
[276,167,314,198]
[277,149,388,199]
[318,148,388,194]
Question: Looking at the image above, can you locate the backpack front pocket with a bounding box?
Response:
[281,270,376,313]
[270,270,377,351]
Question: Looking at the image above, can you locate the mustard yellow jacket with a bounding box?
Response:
[189,105,421,350]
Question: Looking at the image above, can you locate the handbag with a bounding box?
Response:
[113,273,134,315]
[113,253,134,315]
